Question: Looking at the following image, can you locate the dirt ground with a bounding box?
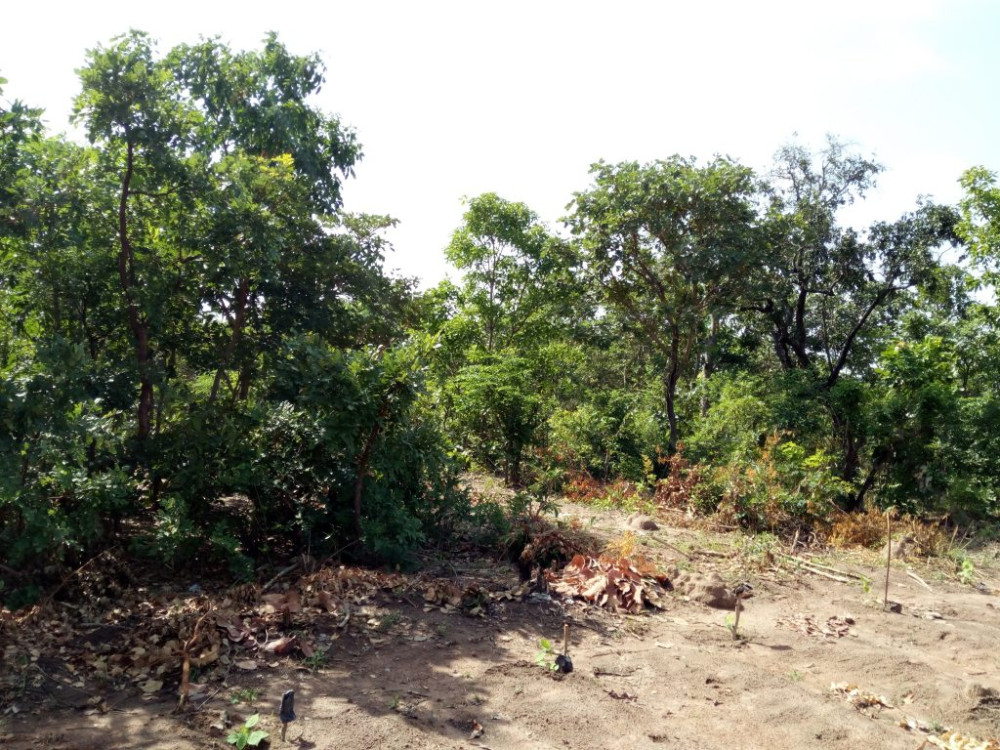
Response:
[3,502,1000,750]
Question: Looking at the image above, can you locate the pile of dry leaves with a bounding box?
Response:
[544,554,673,613]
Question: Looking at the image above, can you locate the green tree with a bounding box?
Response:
[743,138,959,494]
[436,194,584,485]
[567,156,763,453]
[445,192,579,354]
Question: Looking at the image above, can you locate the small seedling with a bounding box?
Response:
[788,670,803,682]
[226,713,267,750]
[230,687,260,705]
[729,582,753,640]
[957,556,976,585]
[534,638,560,672]
[302,648,328,673]
[376,612,402,632]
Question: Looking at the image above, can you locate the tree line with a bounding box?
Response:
[2,33,1000,600]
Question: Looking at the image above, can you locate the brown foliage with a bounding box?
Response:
[545,554,672,613]
[826,507,887,549]
[653,446,703,511]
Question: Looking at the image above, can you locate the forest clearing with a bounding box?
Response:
[3,494,999,750]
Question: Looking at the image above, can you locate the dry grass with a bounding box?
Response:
[826,507,888,549]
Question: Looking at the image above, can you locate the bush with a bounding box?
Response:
[713,434,852,533]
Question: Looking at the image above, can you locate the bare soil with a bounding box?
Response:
[3,503,1000,750]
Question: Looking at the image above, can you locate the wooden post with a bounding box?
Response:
[883,510,892,610]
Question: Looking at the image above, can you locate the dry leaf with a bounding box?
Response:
[262,636,297,655]
[140,679,163,694]
[469,720,484,739]
[316,590,337,613]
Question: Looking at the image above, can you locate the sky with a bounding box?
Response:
[2,0,999,287]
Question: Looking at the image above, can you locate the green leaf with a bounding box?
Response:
[245,714,260,728]
[247,730,268,746]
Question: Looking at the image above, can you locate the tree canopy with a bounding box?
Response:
[2,34,1000,605]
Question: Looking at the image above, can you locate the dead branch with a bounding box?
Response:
[906,570,932,591]
[261,561,300,593]
[39,548,115,609]
[777,553,864,581]
[178,601,214,710]
[645,535,693,560]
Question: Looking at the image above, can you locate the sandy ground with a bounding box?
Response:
[3,503,999,750]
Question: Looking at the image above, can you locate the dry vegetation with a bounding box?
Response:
[2,483,999,750]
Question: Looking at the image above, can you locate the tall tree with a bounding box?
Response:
[568,156,763,452]
[745,138,960,490]
[445,193,579,354]
[71,32,365,440]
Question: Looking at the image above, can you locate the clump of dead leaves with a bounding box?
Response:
[545,553,672,613]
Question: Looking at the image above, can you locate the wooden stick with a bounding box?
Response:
[776,553,865,580]
[777,555,856,583]
[884,511,892,610]
[562,622,571,656]
[732,598,742,640]
[178,601,213,710]
[645,536,693,560]
[906,570,932,591]
[262,561,300,593]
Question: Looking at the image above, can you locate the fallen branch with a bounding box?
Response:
[261,561,300,593]
[906,570,932,591]
[695,548,730,558]
[178,601,214,711]
[786,563,855,584]
[593,667,636,677]
[39,548,116,609]
[777,553,864,581]
[645,536,692,560]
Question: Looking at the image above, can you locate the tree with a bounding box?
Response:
[0,34,462,579]
[959,166,1000,287]
[71,32,366,442]
[444,193,579,354]
[0,76,42,239]
[567,156,763,453]
[743,138,960,492]
[436,194,584,485]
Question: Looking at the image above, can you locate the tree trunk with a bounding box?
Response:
[353,420,382,541]
[831,409,860,488]
[700,313,718,417]
[116,139,154,443]
[664,325,681,454]
[352,383,404,540]
[210,277,250,405]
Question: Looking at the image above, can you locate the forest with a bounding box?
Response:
[3,32,1000,609]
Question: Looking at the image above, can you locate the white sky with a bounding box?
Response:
[3,0,998,287]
